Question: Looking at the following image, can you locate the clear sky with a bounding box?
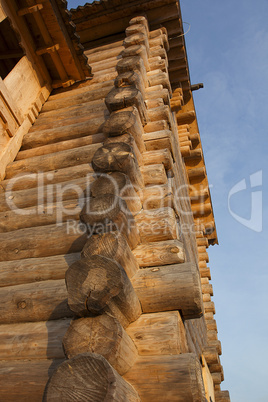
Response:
[67,1,268,400]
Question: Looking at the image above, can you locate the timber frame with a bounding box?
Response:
[0,1,230,401]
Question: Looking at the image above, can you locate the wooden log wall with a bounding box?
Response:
[0,13,229,402]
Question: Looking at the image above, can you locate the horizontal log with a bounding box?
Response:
[85,46,124,64]
[206,319,217,332]
[0,319,70,359]
[0,163,94,193]
[66,256,141,328]
[0,197,87,232]
[135,207,179,243]
[5,143,102,179]
[90,57,120,74]
[202,283,213,296]
[17,132,106,160]
[0,253,80,288]
[209,339,222,355]
[0,359,64,401]
[204,301,215,314]
[37,99,107,123]
[214,390,230,401]
[131,262,203,319]
[126,311,188,355]
[63,315,137,375]
[0,175,94,212]
[139,183,172,209]
[211,372,222,385]
[124,354,206,401]
[132,239,185,267]
[187,167,206,180]
[203,347,220,365]
[22,117,106,149]
[140,163,167,185]
[143,119,169,133]
[143,129,171,150]
[145,98,164,109]
[148,71,171,94]
[30,106,109,133]
[143,148,173,170]
[81,232,139,278]
[48,79,114,101]
[177,110,196,124]
[0,279,72,324]
[44,353,140,401]
[0,222,87,261]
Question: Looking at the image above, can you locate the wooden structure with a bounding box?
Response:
[0,1,230,401]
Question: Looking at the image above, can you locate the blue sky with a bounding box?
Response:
[68,1,268,400]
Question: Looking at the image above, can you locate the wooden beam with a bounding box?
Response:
[17,4,43,16]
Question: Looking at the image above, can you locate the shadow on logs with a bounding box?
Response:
[43,353,140,402]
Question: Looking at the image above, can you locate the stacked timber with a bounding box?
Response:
[43,16,206,401]
[0,11,229,402]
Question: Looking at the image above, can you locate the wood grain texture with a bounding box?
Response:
[63,315,137,374]
[131,262,203,319]
[124,354,206,401]
[81,232,139,278]
[126,311,188,355]
[43,353,140,401]
[66,255,141,327]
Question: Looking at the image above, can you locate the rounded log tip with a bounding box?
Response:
[63,315,138,375]
[43,353,140,402]
[103,111,136,136]
[92,142,133,173]
[65,255,124,316]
